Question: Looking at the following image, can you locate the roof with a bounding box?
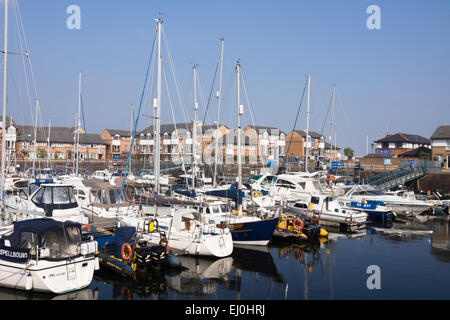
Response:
[291,130,324,139]
[363,153,394,159]
[140,123,193,136]
[6,218,80,248]
[375,132,430,144]
[139,122,229,136]
[0,116,15,127]
[398,145,431,157]
[431,125,450,139]
[16,125,106,145]
[244,125,286,135]
[324,141,341,150]
[104,129,133,137]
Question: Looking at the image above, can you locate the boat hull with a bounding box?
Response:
[140,231,233,258]
[228,218,278,246]
[0,255,97,294]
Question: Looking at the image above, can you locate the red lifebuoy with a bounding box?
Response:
[159,238,170,253]
[293,218,304,230]
[121,243,133,260]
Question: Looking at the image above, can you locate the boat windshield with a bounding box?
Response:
[41,226,81,259]
[31,186,78,207]
[247,175,262,183]
[312,180,323,192]
[18,226,81,259]
[352,186,384,196]
[91,188,128,205]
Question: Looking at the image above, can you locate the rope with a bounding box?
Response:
[162,66,188,184]
[117,32,156,210]
[284,79,307,168]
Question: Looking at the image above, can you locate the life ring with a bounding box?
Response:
[159,237,170,253]
[81,224,90,232]
[293,218,304,230]
[292,247,303,261]
[121,243,133,260]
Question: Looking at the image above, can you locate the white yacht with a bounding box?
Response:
[0,218,98,294]
[247,173,329,204]
[343,185,433,216]
[124,207,233,258]
[4,183,88,225]
[287,193,368,231]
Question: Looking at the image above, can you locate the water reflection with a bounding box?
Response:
[93,267,170,300]
[427,220,450,263]
[166,256,233,296]
[0,287,96,300]
[87,218,450,300]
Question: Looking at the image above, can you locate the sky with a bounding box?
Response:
[1,0,449,157]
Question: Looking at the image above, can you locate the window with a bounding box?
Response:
[311,196,320,204]
[19,232,39,255]
[42,187,52,205]
[53,187,71,204]
[41,226,81,259]
[275,179,296,189]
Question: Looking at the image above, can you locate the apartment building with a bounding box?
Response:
[431,125,450,170]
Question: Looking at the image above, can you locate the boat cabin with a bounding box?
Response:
[26,184,79,217]
[0,218,85,261]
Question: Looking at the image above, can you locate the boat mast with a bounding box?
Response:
[75,71,81,177]
[32,99,38,174]
[192,64,198,190]
[213,38,224,187]
[305,74,311,172]
[47,120,51,168]
[130,103,134,174]
[1,0,8,211]
[329,83,335,165]
[154,18,162,194]
[236,60,243,215]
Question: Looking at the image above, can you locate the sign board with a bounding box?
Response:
[0,246,31,263]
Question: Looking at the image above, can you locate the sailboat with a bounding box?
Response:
[116,18,233,258]
[0,0,98,294]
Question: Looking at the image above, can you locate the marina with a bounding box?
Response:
[0,1,449,303]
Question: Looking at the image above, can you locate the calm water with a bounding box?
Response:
[1,219,450,300]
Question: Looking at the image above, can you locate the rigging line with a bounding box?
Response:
[13,2,34,128]
[162,66,188,184]
[161,26,189,125]
[312,79,327,115]
[196,67,212,125]
[11,12,26,123]
[335,88,357,149]
[80,93,91,170]
[117,31,156,209]
[15,0,40,105]
[284,78,307,163]
[201,60,219,125]
[319,90,333,136]
[240,69,256,132]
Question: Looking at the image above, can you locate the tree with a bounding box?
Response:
[344,147,354,161]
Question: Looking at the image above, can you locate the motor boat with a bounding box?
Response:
[0,218,99,294]
[247,173,330,204]
[125,207,233,258]
[4,183,89,225]
[198,200,278,246]
[287,193,368,232]
[343,185,433,216]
